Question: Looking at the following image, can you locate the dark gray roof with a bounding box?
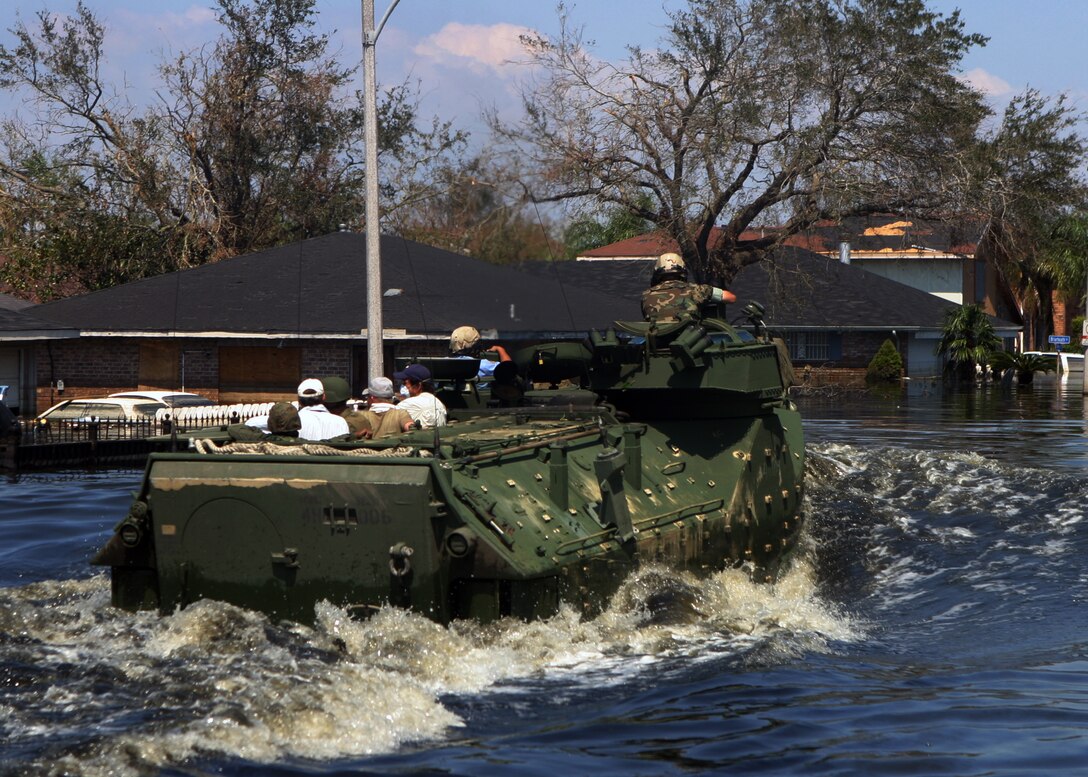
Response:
[26,235,1018,341]
[520,246,1020,332]
[0,292,34,312]
[36,233,639,338]
[0,294,79,341]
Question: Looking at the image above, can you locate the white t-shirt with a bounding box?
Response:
[297,405,349,440]
[396,392,447,427]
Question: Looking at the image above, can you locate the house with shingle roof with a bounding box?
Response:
[527,246,1020,380]
[578,214,1021,328]
[0,293,79,414]
[0,230,1021,414]
[21,232,638,410]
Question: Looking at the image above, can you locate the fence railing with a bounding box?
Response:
[16,402,274,445]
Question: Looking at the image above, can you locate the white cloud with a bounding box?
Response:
[960,67,1013,97]
[414,22,534,76]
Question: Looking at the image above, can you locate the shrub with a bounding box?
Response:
[988,350,1057,385]
[866,339,903,383]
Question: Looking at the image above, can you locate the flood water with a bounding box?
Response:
[2,378,1088,776]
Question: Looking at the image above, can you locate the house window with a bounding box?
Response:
[785,332,829,362]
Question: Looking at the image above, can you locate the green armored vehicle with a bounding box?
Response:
[93,309,804,625]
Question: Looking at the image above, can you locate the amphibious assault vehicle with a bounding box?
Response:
[93,309,804,625]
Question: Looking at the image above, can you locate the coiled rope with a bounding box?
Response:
[193,438,417,457]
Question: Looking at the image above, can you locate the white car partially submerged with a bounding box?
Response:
[36,392,213,423]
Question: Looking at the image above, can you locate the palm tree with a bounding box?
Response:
[937,304,1003,382]
[988,350,1056,385]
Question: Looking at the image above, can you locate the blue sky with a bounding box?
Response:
[3,0,1085,139]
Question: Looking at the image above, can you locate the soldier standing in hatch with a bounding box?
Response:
[641,252,737,322]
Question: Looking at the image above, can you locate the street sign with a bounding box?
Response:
[1049,335,1071,345]
[1083,320,1088,337]
[1081,335,1088,346]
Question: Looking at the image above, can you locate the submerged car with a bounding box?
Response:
[36,392,214,422]
[34,392,214,440]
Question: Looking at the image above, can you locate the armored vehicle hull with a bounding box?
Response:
[94,317,804,624]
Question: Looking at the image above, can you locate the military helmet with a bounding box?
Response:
[450,325,481,355]
[652,252,688,283]
[320,376,351,405]
[268,402,301,434]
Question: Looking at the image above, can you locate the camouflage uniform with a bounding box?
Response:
[641,279,718,321]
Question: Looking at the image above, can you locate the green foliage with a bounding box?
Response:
[973,94,1088,348]
[1072,315,1085,341]
[0,0,465,299]
[937,304,1003,382]
[562,200,654,258]
[866,339,903,383]
[988,349,1056,385]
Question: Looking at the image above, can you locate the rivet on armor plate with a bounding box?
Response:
[783,521,790,531]
[764,448,773,458]
[480,485,488,493]
[517,520,524,528]
[696,514,706,522]
[744,549,753,558]
[794,452,800,459]
[534,473,543,481]
[543,513,552,522]
[644,488,653,496]
[764,495,773,504]
[732,450,745,460]
[667,482,676,490]
[782,489,790,499]
[670,443,680,453]
[707,480,716,487]
[764,543,774,552]
[569,507,578,515]
[507,479,516,487]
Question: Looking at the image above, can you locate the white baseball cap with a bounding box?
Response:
[297,378,324,397]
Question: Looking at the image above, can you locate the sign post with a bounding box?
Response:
[1049,335,1071,376]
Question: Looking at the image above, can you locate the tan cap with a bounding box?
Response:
[450,326,481,354]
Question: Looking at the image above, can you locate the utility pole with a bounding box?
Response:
[362,0,401,382]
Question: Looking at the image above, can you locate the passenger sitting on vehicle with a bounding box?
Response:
[354,377,415,439]
[267,402,301,437]
[394,364,448,428]
[246,379,349,440]
[318,376,360,433]
[295,378,349,440]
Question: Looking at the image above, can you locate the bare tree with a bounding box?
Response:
[490,0,989,284]
[0,0,465,299]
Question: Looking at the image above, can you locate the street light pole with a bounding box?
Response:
[361,0,401,382]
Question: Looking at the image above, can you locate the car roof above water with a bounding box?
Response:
[107,392,214,406]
